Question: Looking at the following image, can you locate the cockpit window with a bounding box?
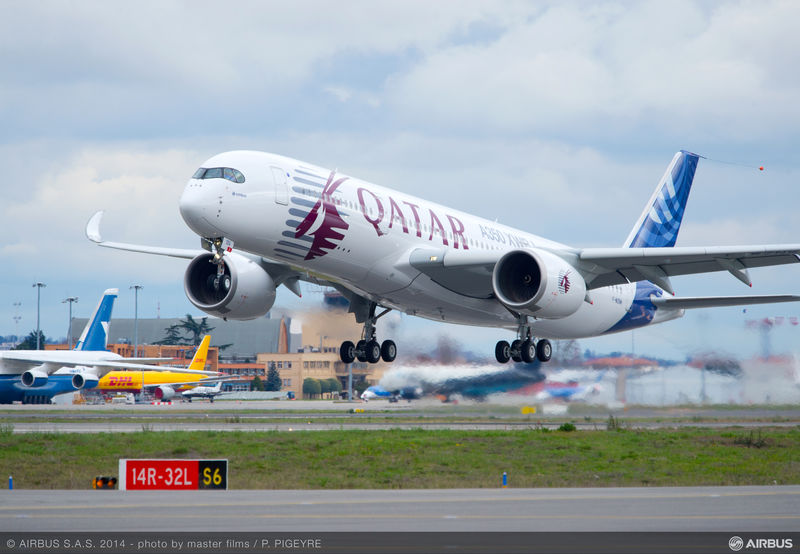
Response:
[192,167,245,183]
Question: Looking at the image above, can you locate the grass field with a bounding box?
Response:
[1,425,798,489]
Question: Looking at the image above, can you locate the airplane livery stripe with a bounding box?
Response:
[282,231,312,242]
[292,176,325,188]
[276,240,309,251]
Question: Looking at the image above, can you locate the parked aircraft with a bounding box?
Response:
[181,380,226,402]
[87,150,800,365]
[96,335,224,401]
[0,289,215,403]
[0,289,118,404]
[361,385,422,402]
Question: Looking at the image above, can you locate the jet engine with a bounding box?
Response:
[492,248,586,319]
[154,385,176,401]
[21,369,48,388]
[184,252,276,320]
[72,372,100,390]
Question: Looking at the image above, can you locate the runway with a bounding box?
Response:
[1,486,798,532]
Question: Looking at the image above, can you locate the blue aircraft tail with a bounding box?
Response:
[623,150,700,248]
[74,288,118,351]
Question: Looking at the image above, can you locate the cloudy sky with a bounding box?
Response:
[2,1,799,360]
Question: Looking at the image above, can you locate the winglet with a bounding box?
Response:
[86,211,105,243]
[624,150,700,248]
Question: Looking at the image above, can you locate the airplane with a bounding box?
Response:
[0,289,216,403]
[96,334,226,401]
[0,289,119,404]
[180,380,226,403]
[360,385,422,402]
[86,150,800,365]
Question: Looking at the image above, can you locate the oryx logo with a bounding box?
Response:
[294,170,350,260]
[558,270,572,294]
[729,536,744,551]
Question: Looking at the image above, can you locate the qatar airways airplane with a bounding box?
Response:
[87,150,800,365]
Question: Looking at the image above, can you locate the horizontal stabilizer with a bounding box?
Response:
[652,294,800,310]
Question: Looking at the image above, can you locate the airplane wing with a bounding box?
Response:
[651,294,800,310]
[86,211,202,259]
[0,352,218,376]
[408,244,800,298]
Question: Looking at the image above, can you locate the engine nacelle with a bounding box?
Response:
[492,248,586,319]
[184,252,276,320]
[154,385,176,401]
[72,372,100,390]
[21,369,48,388]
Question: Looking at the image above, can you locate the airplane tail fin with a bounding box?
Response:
[187,335,211,371]
[74,288,118,351]
[623,150,700,248]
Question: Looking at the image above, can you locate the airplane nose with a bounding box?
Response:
[180,181,221,237]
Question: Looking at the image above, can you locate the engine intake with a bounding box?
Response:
[72,372,100,390]
[21,369,48,388]
[184,252,276,320]
[492,248,586,319]
[154,385,176,401]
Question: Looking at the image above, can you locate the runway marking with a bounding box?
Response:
[2,489,798,512]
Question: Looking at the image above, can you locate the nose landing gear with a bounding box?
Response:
[339,302,397,364]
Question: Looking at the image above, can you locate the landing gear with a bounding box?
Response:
[494,318,552,364]
[339,302,397,364]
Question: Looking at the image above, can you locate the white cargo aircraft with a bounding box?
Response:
[87,150,800,365]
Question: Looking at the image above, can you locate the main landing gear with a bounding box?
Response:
[340,302,397,364]
[494,320,552,364]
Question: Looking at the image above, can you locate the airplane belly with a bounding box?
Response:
[531,287,633,339]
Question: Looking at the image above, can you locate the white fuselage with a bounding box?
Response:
[178,151,681,339]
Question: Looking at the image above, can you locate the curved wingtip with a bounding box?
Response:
[86,210,105,243]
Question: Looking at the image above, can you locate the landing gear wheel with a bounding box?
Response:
[511,339,523,363]
[356,340,367,362]
[495,340,511,363]
[340,341,356,364]
[365,340,381,364]
[536,339,552,362]
[521,339,536,363]
[380,340,397,362]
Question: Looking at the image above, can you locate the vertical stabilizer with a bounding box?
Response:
[74,289,118,351]
[188,335,211,371]
[623,150,700,248]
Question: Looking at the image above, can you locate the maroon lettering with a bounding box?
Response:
[388,196,408,234]
[358,188,385,236]
[428,210,448,246]
[403,201,422,237]
[447,215,468,250]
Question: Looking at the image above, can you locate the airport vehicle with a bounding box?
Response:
[87,150,800,365]
[0,289,216,402]
[97,335,223,401]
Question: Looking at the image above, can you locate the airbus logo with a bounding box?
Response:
[729,536,793,551]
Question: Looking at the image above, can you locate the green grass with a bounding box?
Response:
[2,427,799,489]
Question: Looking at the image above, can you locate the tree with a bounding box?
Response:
[15,330,46,350]
[302,378,320,399]
[178,314,214,346]
[319,378,332,396]
[265,364,282,391]
[154,323,184,346]
[326,378,342,396]
[251,375,265,391]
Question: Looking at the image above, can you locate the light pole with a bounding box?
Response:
[130,285,143,357]
[12,302,21,344]
[32,283,46,350]
[62,297,78,349]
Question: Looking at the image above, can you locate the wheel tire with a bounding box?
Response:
[495,340,511,363]
[365,340,381,364]
[521,339,536,363]
[340,341,356,364]
[380,340,397,362]
[511,339,523,363]
[356,340,367,362]
[536,339,552,362]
